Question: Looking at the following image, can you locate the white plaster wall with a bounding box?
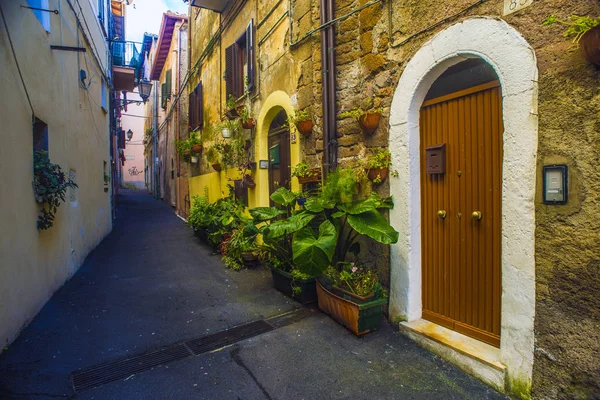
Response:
[388,18,538,394]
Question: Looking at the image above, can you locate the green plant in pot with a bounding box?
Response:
[240,106,256,129]
[225,94,244,120]
[287,109,313,136]
[204,145,221,172]
[291,162,320,185]
[543,14,600,64]
[340,103,383,135]
[33,151,78,230]
[362,148,393,184]
[222,223,261,270]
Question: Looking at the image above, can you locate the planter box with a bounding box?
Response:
[270,265,318,304]
[316,278,386,336]
[241,252,261,268]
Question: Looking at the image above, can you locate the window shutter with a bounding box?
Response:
[246,20,255,92]
[197,82,203,128]
[119,129,125,149]
[165,69,172,98]
[188,86,196,128]
[225,45,234,101]
[161,82,167,109]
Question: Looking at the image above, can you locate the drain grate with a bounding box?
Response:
[72,344,191,392]
[186,320,274,355]
[71,309,311,393]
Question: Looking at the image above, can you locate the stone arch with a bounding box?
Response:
[251,91,300,207]
[388,17,538,396]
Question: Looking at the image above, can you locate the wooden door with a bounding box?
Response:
[268,130,291,197]
[420,81,503,347]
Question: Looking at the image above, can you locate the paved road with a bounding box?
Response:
[0,190,506,400]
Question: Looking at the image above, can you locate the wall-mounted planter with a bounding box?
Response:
[221,128,233,139]
[225,108,241,120]
[297,168,321,184]
[191,144,203,153]
[296,120,313,136]
[242,118,256,129]
[367,167,388,184]
[316,278,386,336]
[244,139,252,150]
[212,163,222,172]
[358,113,381,135]
[580,26,600,65]
[243,175,256,189]
[190,155,199,164]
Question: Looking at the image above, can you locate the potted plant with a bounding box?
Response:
[243,174,256,189]
[543,14,600,64]
[240,106,256,129]
[205,146,221,172]
[219,118,240,139]
[363,148,393,184]
[224,94,244,120]
[318,263,387,336]
[291,163,320,185]
[249,188,320,304]
[33,151,78,230]
[222,224,261,270]
[288,109,313,136]
[295,191,308,206]
[340,107,383,135]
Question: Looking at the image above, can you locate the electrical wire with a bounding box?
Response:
[0,3,35,117]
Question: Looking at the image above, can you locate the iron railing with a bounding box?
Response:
[111,40,142,81]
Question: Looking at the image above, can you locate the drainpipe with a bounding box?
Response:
[320,0,337,177]
[320,3,330,177]
[153,82,159,199]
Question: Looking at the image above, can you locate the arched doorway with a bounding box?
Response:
[268,109,291,197]
[387,18,538,394]
[419,58,502,347]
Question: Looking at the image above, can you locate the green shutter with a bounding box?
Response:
[166,69,172,98]
[161,82,167,109]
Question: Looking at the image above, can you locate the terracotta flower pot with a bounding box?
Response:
[579,26,600,65]
[244,175,256,189]
[296,120,313,136]
[358,113,381,135]
[225,108,240,120]
[191,144,203,153]
[242,118,256,129]
[244,139,252,150]
[316,278,385,336]
[367,167,388,183]
[297,168,321,184]
[223,144,232,152]
[212,163,222,172]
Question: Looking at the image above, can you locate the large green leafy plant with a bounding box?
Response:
[249,169,399,278]
[188,195,248,246]
[32,151,78,230]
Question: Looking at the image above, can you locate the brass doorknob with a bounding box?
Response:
[472,211,482,221]
[437,210,447,219]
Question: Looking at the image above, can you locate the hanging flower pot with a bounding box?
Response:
[579,26,600,65]
[191,144,203,153]
[212,163,222,172]
[190,155,199,164]
[242,118,256,129]
[221,128,233,139]
[296,120,313,136]
[244,139,252,150]
[297,197,307,206]
[358,113,381,135]
[367,167,388,184]
[297,168,321,185]
[223,143,232,152]
[244,175,256,189]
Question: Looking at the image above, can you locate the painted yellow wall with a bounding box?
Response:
[0,0,112,347]
[187,1,304,207]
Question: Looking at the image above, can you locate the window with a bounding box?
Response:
[101,79,108,113]
[27,0,51,32]
[33,118,48,153]
[161,70,172,110]
[225,20,255,100]
[189,82,203,130]
[97,0,106,35]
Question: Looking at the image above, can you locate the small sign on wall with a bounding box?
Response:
[504,0,533,16]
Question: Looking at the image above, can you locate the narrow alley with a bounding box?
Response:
[0,191,505,400]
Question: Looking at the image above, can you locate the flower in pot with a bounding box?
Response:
[543,14,600,64]
[243,174,256,189]
[240,107,256,129]
[219,118,240,139]
[288,109,313,136]
[291,163,320,185]
[33,151,78,230]
[224,94,242,120]
[222,224,261,270]
[340,107,383,135]
[362,148,393,184]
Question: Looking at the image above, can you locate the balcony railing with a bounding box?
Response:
[111,41,143,82]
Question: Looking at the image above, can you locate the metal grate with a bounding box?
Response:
[186,320,274,356]
[72,344,191,393]
[71,309,312,393]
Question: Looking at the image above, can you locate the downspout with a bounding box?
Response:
[327,0,337,171]
[153,82,159,199]
[320,1,330,177]
[177,24,182,214]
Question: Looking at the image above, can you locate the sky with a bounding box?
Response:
[125,0,188,43]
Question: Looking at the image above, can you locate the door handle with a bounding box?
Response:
[437,210,447,219]
[471,211,482,221]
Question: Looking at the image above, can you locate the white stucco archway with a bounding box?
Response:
[388,18,538,395]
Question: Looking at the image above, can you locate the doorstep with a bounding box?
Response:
[399,319,506,392]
